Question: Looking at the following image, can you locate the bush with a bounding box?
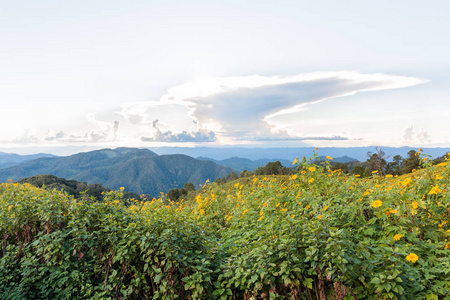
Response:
[1,151,449,299]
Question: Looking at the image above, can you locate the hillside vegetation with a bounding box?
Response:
[18,174,142,201]
[0,148,231,197]
[0,151,449,299]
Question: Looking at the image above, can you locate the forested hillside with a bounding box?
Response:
[0,148,231,197]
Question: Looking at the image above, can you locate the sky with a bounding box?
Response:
[1,0,449,155]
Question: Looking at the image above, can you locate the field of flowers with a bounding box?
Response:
[0,152,449,299]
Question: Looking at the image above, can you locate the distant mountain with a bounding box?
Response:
[317,155,358,163]
[0,152,55,170]
[151,146,450,161]
[196,156,294,172]
[0,148,231,197]
[196,155,359,172]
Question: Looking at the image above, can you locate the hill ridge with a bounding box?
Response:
[0,147,231,196]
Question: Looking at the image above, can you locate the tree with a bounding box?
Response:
[167,188,187,201]
[255,161,293,176]
[239,170,253,178]
[331,162,349,173]
[183,182,195,192]
[353,165,365,177]
[365,147,388,177]
[385,155,403,175]
[401,150,420,174]
[215,178,225,185]
[226,171,238,182]
[433,152,450,165]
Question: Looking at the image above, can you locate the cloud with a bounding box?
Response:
[141,131,216,143]
[7,71,425,147]
[156,72,426,140]
[43,118,120,143]
[140,120,216,143]
[13,129,39,144]
[45,131,66,141]
[403,126,431,144]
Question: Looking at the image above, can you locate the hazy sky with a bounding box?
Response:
[1,0,449,154]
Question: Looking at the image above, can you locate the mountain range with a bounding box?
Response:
[0,148,231,197]
[151,146,450,161]
[0,152,55,170]
[1,146,448,197]
[196,156,294,172]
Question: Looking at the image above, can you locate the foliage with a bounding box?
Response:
[1,151,449,299]
[0,148,231,197]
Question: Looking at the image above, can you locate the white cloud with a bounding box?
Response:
[13,129,39,144]
[140,120,216,143]
[157,72,426,140]
[403,126,431,144]
[41,117,120,144]
[3,72,427,147]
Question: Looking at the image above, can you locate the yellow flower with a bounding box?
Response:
[323,205,329,211]
[8,205,13,211]
[428,185,442,195]
[115,200,120,204]
[281,208,288,212]
[242,209,249,216]
[445,243,450,249]
[401,177,412,187]
[389,209,398,214]
[437,162,448,167]
[291,174,298,180]
[394,234,403,241]
[292,157,298,165]
[385,174,393,178]
[309,166,316,172]
[372,170,378,174]
[411,201,418,209]
[317,215,324,220]
[262,202,267,207]
[260,211,263,216]
[258,216,264,221]
[436,175,444,180]
[354,174,360,178]
[406,253,419,263]
[276,202,281,207]
[371,200,383,208]
[326,156,333,160]
[308,178,315,183]
[291,214,295,218]
[120,187,125,190]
